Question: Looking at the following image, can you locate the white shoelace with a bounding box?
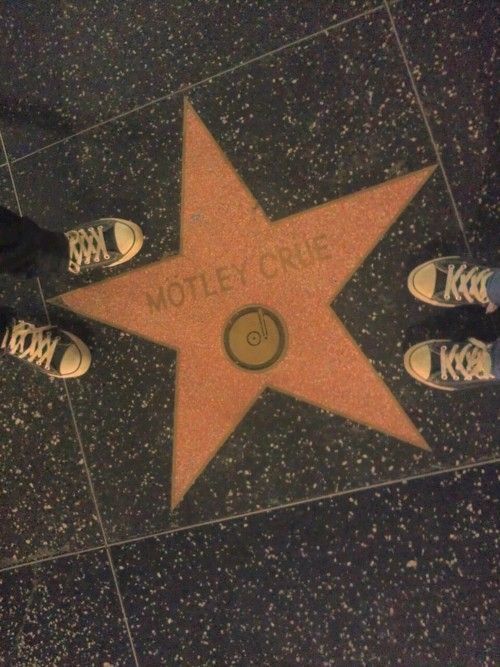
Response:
[444,263,493,305]
[65,225,110,274]
[440,338,493,382]
[1,320,59,370]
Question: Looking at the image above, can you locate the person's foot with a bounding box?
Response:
[404,337,498,391]
[407,256,497,313]
[0,318,91,378]
[65,218,144,275]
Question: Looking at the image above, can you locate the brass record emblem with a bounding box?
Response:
[224,306,287,371]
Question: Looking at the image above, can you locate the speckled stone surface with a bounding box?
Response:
[389,0,499,264]
[0,0,378,158]
[0,2,498,663]
[187,11,433,220]
[3,9,498,545]
[0,170,101,569]
[112,465,499,665]
[0,550,134,666]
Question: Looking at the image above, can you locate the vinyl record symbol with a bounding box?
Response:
[224,306,287,371]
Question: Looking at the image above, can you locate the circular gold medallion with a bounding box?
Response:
[224,306,287,371]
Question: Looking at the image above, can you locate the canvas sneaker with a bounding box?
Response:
[1,318,91,379]
[65,218,143,275]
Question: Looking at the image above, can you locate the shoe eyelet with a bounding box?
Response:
[441,345,447,351]
[103,254,110,260]
[441,373,447,380]
[448,264,454,270]
[444,295,450,301]
[456,296,462,301]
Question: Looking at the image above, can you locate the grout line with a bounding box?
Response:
[382,0,472,255]
[9,4,384,164]
[0,456,498,576]
[0,133,22,213]
[0,545,105,574]
[60,342,140,667]
[107,456,500,548]
[0,130,140,667]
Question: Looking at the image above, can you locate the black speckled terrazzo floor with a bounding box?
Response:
[0,1,498,664]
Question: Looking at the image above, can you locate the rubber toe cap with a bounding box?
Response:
[410,263,437,300]
[59,336,91,378]
[114,220,144,257]
[405,344,432,381]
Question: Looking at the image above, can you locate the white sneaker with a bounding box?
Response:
[408,256,497,313]
[1,319,91,379]
[404,337,498,391]
[65,218,144,275]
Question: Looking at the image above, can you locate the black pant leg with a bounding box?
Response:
[0,206,68,276]
[0,304,16,339]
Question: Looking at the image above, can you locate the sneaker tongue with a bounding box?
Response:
[102,225,119,255]
[430,348,442,377]
[468,338,492,375]
[434,268,449,298]
[483,352,492,375]
[50,339,68,372]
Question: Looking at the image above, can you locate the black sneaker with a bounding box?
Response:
[1,318,91,378]
[407,256,497,313]
[65,218,144,275]
[404,337,498,391]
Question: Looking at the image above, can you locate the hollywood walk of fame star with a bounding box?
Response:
[52,99,435,508]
